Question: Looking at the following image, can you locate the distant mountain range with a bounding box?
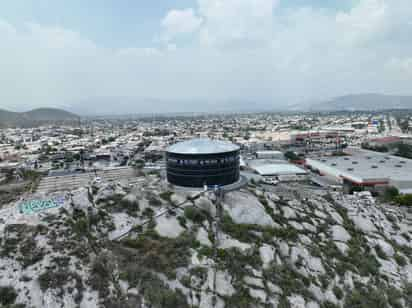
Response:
[309,94,412,111]
[67,97,273,116]
[0,108,79,128]
[2,93,412,125]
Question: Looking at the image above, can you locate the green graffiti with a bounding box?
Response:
[19,197,64,214]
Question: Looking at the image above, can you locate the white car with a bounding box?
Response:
[92,177,102,184]
[264,178,279,185]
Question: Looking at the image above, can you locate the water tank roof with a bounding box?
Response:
[167,138,240,154]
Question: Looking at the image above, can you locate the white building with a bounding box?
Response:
[306,148,412,194]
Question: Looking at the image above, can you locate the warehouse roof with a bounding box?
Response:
[306,148,412,184]
[167,138,239,154]
[248,160,307,176]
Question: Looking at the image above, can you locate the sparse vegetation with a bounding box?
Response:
[383,186,399,202]
[344,285,388,308]
[89,253,113,299]
[225,286,260,308]
[38,269,84,303]
[265,264,313,300]
[133,271,189,308]
[121,230,198,279]
[394,194,412,207]
[333,285,344,300]
[148,196,162,207]
[159,191,173,203]
[374,244,388,260]
[184,206,208,223]
[394,253,407,266]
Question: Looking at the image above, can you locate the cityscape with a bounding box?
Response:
[1,0,412,308]
[1,108,412,307]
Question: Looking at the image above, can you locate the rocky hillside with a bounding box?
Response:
[0,174,412,308]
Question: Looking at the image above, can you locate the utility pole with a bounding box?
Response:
[212,186,224,308]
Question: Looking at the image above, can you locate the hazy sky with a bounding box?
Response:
[0,0,411,113]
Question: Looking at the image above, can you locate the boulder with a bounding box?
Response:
[279,242,290,257]
[244,276,264,288]
[155,215,185,238]
[351,215,377,234]
[375,239,395,257]
[223,192,275,227]
[259,244,275,268]
[249,288,266,302]
[219,234,251,251]
[207,269,235,296]
[195,197,216,216]
[331,225,351,243]
[288,295,306,308]
[283,206,297,219]
[196,227,212,247]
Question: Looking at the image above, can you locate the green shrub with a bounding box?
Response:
[0,286,17,305]
[197,245,214,258]
[345,237,380,276]
[148,197,162,207]
[272,225,299,242]
[374,245,388,260]
[142,207,154,218]
[118,198,139,216]
[184,206,208,223]
[395,194,412,206]
[344,286,387,308]
[284,151,300,161]
[264,264,312,299]
[278,296,291,308]
[333,285,344,300]
[72,217,89,236]
[18,237,45,268]
[38,269,83,303]
[319,275,330,289]
[159,191,173,202]
[258,196,268,207]
[217,248,262,281]
[383,186,399,202]
[394,254,407,266]
[387,286,403,308]
[220,214,260,243]
[322,301,339,308]
[225,286,259,308]
[121,231,195,279]
[138,271,189,308]
[89,254,113,299]
[177,216,187,228]
[405,283,412,308]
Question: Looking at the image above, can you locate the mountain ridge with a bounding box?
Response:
[0,108,79,127]
[309,93,412,111]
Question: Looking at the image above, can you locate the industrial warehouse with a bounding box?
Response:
[166,138,240,187]
[306,148,412,194]
[248,159,308,181]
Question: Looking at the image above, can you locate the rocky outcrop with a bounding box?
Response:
[0,180,411,308]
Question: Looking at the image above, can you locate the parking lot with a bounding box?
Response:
[36,167,141,193]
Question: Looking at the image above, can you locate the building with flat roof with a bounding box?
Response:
[248,159,308,182]
[255,151,284,160]
[306,148,412,193]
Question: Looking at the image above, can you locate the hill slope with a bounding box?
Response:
[0,177,411,308]
[310,94,412,111]
[0,108,78,127]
